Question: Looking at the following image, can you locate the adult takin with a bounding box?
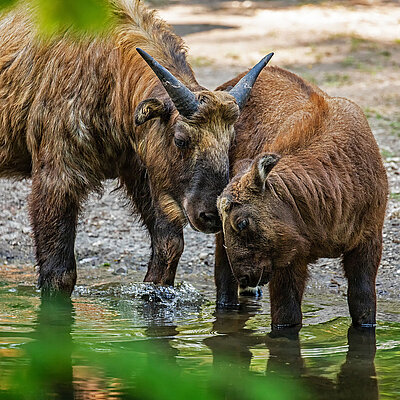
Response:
[216,67,388,329]
[0,0,272,296]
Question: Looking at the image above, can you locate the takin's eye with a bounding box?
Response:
[174,136,189,149]
[236,218,249,231]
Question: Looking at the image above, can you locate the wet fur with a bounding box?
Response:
[216,66,388,328]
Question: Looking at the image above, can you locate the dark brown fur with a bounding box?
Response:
[216,66,388,328]
[0,1,241,295]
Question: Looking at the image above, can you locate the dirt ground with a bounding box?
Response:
[1,0,399,303]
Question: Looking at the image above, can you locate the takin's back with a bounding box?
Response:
[0,7,121,179]
[0,0,198,180]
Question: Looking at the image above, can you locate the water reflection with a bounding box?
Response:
[143,304,179,364]
[2,294,380,400]
[205,299,264,372]
[205,301,378,400]
[27,296,74,399]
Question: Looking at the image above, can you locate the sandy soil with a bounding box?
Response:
[1,0,399,303]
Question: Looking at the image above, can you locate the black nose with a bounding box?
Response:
[197,209,221,233]
[199,211,218,223]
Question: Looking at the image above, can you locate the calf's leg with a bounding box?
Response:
[269,262,307,329]
[343,236,382,327]
[29,170,87,296]
[214,232,239,308]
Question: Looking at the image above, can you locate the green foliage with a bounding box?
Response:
[390,192,400,201]
[0,0,16,8]
[2,336,303,399]
[35,0,112,34]
[0,0,112,34]
[0,296,304,400]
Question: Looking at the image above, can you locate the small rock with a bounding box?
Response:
[115,266,127,274]
[199,252,209,260]
[79,257,97,265]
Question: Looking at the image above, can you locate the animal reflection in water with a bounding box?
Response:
[24,298,378,400]
[205,300,378,400]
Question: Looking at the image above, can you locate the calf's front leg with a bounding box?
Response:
[269,262,307,330]
[214,231,239,308]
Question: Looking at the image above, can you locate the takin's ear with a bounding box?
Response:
[134,98,171,126]
[251,153,281,189]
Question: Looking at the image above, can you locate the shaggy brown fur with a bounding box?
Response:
[0,0,242,295]
[216,66,388,328]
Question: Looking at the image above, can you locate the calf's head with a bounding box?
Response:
[134,49,273,233]
[218,154,309,288]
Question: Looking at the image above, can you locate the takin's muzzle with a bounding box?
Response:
[183,162,229,234]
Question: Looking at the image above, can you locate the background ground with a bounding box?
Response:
[1,0,399,302]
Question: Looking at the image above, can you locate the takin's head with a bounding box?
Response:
[217,153,310,288]
[134,49,273,234]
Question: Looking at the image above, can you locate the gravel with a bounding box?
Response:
[1,171,399,302]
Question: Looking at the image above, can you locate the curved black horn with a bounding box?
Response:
[136,48,199,118]
[229,52,274,110]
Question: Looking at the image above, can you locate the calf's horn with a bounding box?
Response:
[136,48,199,118]
[229,52,274,110]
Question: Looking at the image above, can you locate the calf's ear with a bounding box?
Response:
[134,98,171,126]
[251,153,280,189]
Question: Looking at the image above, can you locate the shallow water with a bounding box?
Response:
[0,281,399,399]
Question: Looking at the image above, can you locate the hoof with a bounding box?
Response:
[39,270,76,298]
[239,286,262,297]
[269,324,302,339]
[215,301,240,310]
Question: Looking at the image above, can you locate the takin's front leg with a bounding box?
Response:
[29,170,87,297]
[268,262,307,330]
[214,231,239,308]
[121,167,184,286]
[343,236,382,327]
[143,216,184,285]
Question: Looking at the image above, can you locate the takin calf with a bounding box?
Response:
[0,0,271,296]
[216,67,388,329]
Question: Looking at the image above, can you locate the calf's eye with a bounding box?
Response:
[237,219,249,231]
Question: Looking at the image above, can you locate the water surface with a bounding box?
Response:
[0,281,399,399]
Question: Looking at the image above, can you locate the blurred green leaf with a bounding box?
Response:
[35,0,112,34]
[0,0,17,8]
[0,0,112,34]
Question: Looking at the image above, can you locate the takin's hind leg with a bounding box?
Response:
[342,235,382,327]
[29,170,89,297]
